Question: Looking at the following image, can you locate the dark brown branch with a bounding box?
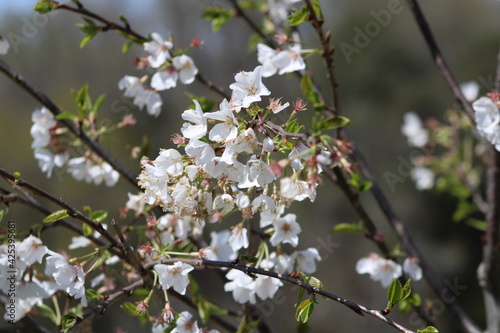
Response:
[405,0,475,121]
[0,59,140,189]
[303,0,339,114]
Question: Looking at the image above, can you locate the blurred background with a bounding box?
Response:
[1,0,499,332]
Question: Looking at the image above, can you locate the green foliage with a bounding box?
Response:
[34,0,56,14]
[43,209,70,223]
[417,327,439,333]
[202,7,235,32]
[300,74,320,105]
[90,210,108,222]
[331,222,363,234]
[185,92,217,112]
[61,313,78,333]
[295,297,315,323]
[398,292,421,314]
[466,218,487,231]
[311,0,323,19]
[36,303,60,325]
[387,279,412,310]
[313,115,351,133]
[347,172,373,193]
[236,317,260,333]
[76,18,100,48]
[288,6,309,26]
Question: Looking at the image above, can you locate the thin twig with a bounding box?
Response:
[55,2,147,42]
[405,0,475,121]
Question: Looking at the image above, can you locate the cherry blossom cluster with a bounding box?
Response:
[136,64,341,306]
[30,107,119,186]
[355,253,422,288]
[118,32,198,117]
[0,235,88,322]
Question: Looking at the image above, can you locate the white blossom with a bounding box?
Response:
[401,112,428,148]
[460,81,480,102]
[411,167,434,190]
[31,107,56,149]
[205,99,238,143]
[0,36,10,54]
[473,96,500,150]
[228,225,249,252]
[293,248,321,274]
[144,32,172,68]
[270,213,301,247]
[356,253,402,288]
[154,261,194,295]
[172,311,200,333]
[151,67,178,90]
[257,43,305,77]
[181,100,207,140]
[229,66,270,109]
[254,275,283,300]
[403,257,423,281]
[204,230,236,262]
[224,269,256,304]
[18,235,47,266]
[172,55,198,84]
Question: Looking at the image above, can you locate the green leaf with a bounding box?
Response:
[0,207,5,223]
[387,279,403,309]
[76,18,99,48]
[122,41,133,53]
[36,303,58,324]
[43,209,69,223]
[184,92,217,113]
[295,284,306,307]
[202,7,235,32]
[401,279,412,302]
[288,6,309,26]
[55,112,78,120]
[300,74,320,105]
[90,210,108,222]
[324,116,351,130]
[311,0,323,19]
[417,327,439,333]
[466,218,487,231]
[121,301,140,317]
[247,33,263,52]
[61,313,77,333]
[238,254,258,263]
[82,223,93,237]
[85,288,100,300]
[331,222,363,234]
[295,298,315,323]
[93,94,106,114]
[34,0,56,14]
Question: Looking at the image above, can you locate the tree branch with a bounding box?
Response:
[405,0,475,121]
